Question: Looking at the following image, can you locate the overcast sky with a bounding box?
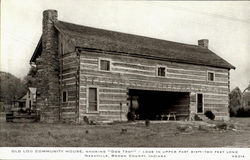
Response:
[1,0,250,90]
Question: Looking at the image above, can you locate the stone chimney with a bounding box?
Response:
[36,9,60,122]
[42,10,58,57]
[198,39,209,49]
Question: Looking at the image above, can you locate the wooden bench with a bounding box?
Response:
[160,112,176,121]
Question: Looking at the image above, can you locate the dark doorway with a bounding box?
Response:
[128,89,190,120]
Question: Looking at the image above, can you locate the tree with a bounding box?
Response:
[23,66,37,88]
[242,82,250,95]
[0,71,27,104]
[229,87,242,116]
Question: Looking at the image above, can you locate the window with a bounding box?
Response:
[88,87,98,112]
[207,72,214,81]
[157,66,166,77]
[100,59,110,71]
[197,94,203,113]
[62,91,67,103]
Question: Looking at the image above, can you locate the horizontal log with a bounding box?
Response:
[62,73,76,79]
[99,110,126,116]
[61,108,76,112]
[204,98,228,102]
[99,88,126,92]
[204,104,228,108]
[62,102,76,107]
[99,104,124,110]
[112,61,155,71]
[167,72,206,81]
[167,68,206,76]
[63,64,78,70]
[99,99,127,104]
[62,52,77,58]
[204,107,228,113]
[80,59,98,64]
[63,56,77,64]
[62,67,77,74]
[79,92,87,98]
[67,97,77,101]
[99,92,126,96]
[62,71,77,76]
[99,94,127,99]
[79,98,86,103]
[80,62,98,66]
[81,65,98,70]
[203,93,228,99]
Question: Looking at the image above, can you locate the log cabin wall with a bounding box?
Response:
[59,33,79,122]
[78,49,230,122]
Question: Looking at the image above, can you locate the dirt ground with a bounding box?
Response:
[0,116,250,147]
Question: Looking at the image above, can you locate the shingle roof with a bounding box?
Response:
[53,20,235,69]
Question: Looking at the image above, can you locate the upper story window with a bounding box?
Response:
[99,58,111,71]
[207,71,215,81]
[157,66,166,77]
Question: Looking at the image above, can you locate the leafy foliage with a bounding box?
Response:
[237,108,250,117]
[23,66,37,88]
[229,87,242,116]
[0,71,27,104]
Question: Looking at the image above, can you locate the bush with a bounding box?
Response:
[237,108,250,117]
[127,112,136,121]
[204,110,215,120]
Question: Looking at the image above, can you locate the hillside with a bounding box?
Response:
[0,71,26,104]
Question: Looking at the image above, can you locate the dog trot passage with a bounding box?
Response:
[30,10,235,123]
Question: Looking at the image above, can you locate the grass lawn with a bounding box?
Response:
[0,117,250,147]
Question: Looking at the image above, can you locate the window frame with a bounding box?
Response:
[196,93,204,114]
[207,71,215,82]
[99,58,112,72]
[156,65,167,77]
[62,90,68,103]
[86,86,99,113]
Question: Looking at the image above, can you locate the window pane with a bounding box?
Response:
[158,67,165,76]
[89,88,97,111]
[197,94,203,113]
[208,72,214,81]
[100,60,110,71]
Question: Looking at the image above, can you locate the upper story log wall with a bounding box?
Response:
[79,49,230,121]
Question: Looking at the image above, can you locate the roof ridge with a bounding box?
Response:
[56,20,202,49]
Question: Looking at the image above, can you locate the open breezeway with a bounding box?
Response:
[128,89,190,120]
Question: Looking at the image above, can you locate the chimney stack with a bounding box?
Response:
[198,39,209,49]
[37,9,60,122]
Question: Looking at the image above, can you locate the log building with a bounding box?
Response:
[30,10,235,123]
